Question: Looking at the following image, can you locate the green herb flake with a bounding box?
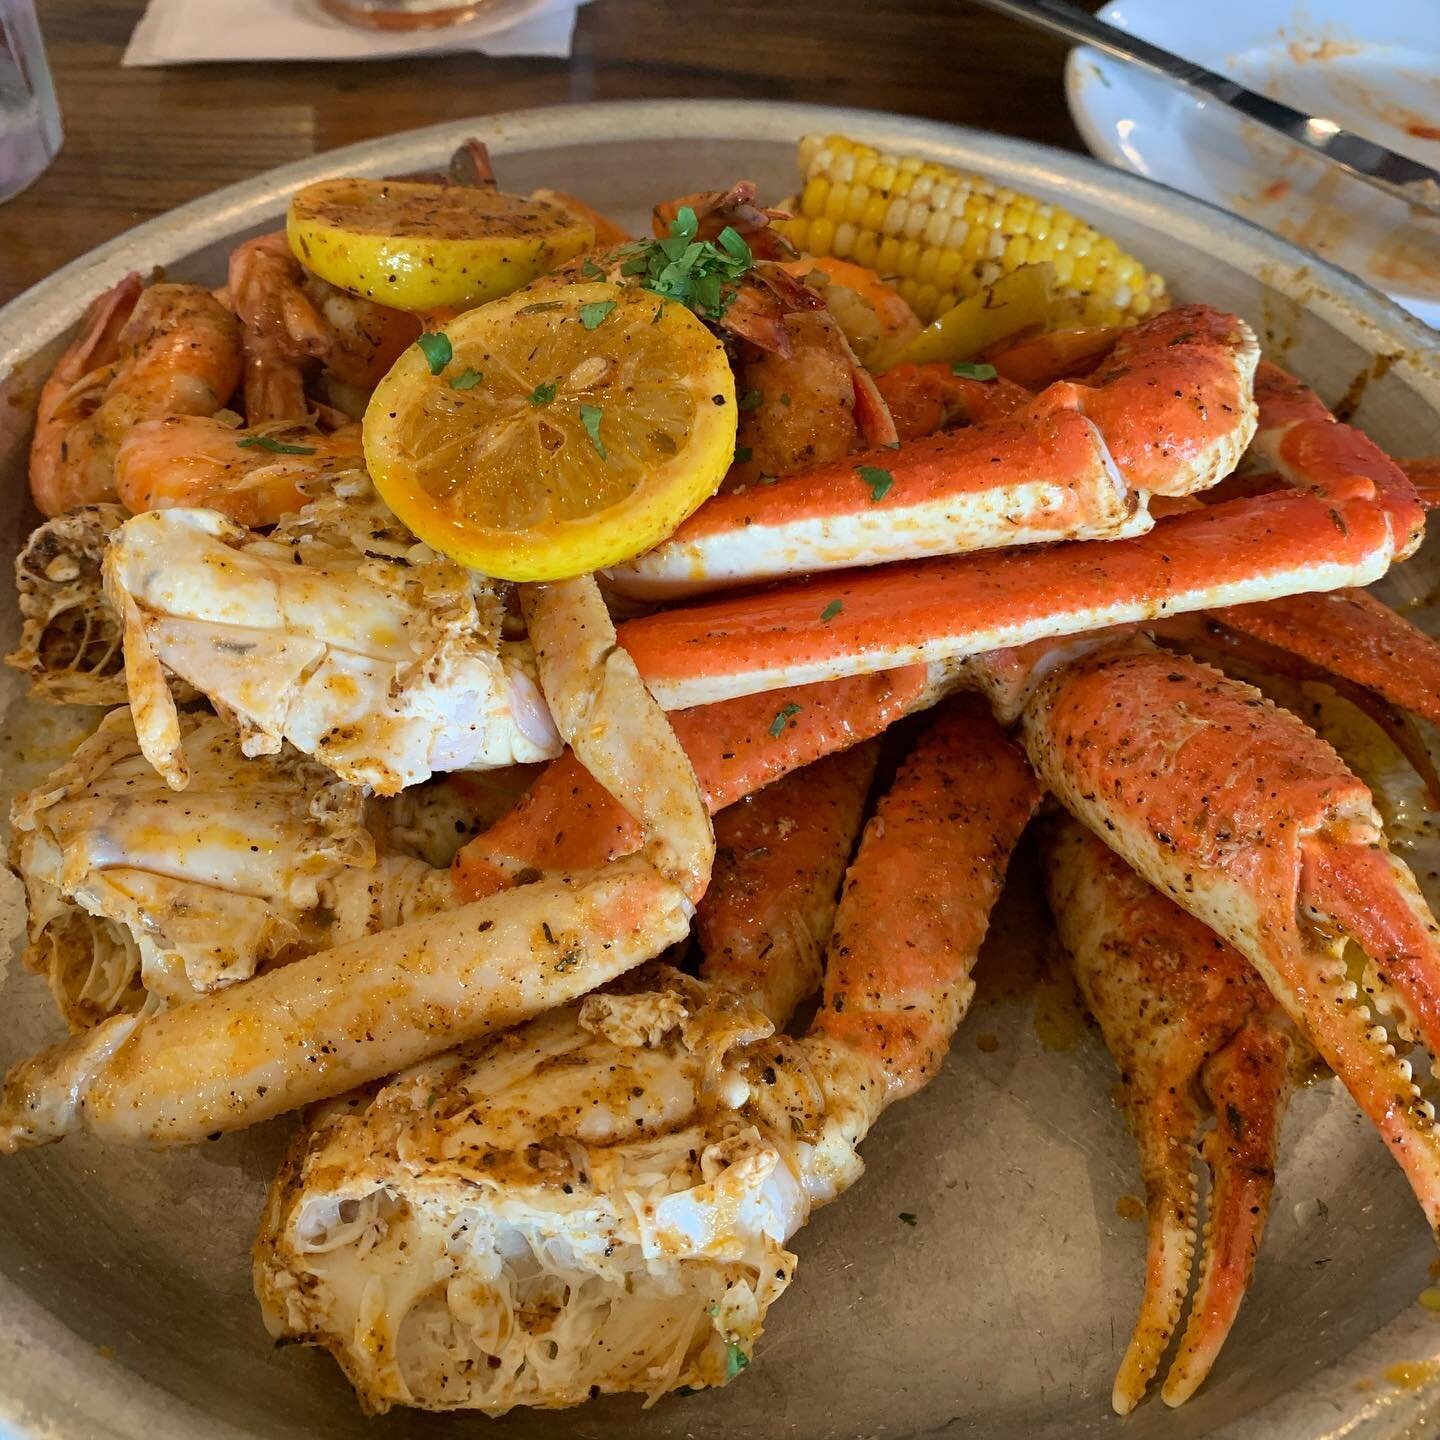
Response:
[820,599,843,623]
[580,256,606,280]
[732,446,753,465]
[236,435,317,456]
[542,920,555,944]
[738,388,764,411]
[856,464,895,502]
[898,1211,918,1227]
[529,380,559,407]
[768,702,802,738]
[950,361,998,381]
[416,331,453,375]
[518,301,565,316]
[579,299,617,331]
[724,1342,750,1381]
[448,367,483,391]
[425,1089,439,1109]
[779,392,792,407]
[579,403,608,460]
[615,209,756,322]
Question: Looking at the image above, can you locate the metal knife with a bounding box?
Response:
[970,0,1440,221]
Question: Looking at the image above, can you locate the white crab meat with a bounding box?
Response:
[7,503,128,705]
[255,965,875,1416]
[9,705,452,1025]
[103,479,561,793]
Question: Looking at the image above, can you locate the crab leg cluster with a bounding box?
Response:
[254,699,1038,1413]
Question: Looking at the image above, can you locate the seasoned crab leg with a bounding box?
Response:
[1250,360,1425,559]
[607,304,1256,598]
[1044,817,1306,1412]
[0,577,711,1151]
[254,697,1039,1415]
[452,665,935,897]
[1012,640,1440,1232]
[696,744,877,1022]
[618,481,1403,707]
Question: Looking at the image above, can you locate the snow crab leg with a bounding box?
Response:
[1010,640,1440,1233]
[696,744,877,1023]
[0,576,711,1151]
[452,665,934,897]
[1044,817,1308,1413]
[254,696,1039,1414]
[607,304,1257,598]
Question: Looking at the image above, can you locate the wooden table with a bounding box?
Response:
[0,0,1089,304]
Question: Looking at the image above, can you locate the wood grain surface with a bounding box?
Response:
[0,0,1090,304]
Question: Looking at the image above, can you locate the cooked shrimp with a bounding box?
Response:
[229,231,418,421]
[115,417,364,527]
[730,310,864,484]
[802,255,922,369]
[29,278,242,516]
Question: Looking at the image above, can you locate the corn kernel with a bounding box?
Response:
[833,221,857,259]
[853,230,880,269]
[807,215,836,258]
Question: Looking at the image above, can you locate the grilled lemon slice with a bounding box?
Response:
[287,177,594,311]
[363,282,736,580]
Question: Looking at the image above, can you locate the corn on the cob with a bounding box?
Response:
[777,133,1168,326]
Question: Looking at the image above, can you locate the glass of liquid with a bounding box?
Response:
[319,0,497,29]
[0,0,61,204]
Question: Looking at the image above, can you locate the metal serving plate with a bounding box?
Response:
[1,99,1439,1440]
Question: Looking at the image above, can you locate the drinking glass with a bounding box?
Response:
[0,0,61,203]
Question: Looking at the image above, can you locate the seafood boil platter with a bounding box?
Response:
[1,99,1439,1440]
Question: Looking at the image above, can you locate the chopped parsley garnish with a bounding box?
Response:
[579,403,607,459]
[769,702,801,738]
[579,299,617,330]
[615,206,755,321]
[449,367,483,391]
[416,331,452,374]
[580,256,606,280]
[529,380,559,407]
[733,446,753,465]
[236,435,316,456]
[856,464,894,502]
[779,392,792,407]
[425,1089,439,1109]
[820,599,843,622]
[724,1342,750,1381]
[950,361,998,381]
[518,301,565,315]
[737,388,763,411]
[898,1211,918,1227]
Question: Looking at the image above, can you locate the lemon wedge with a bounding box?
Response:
[287,177,594,311]
[363,281,737,580]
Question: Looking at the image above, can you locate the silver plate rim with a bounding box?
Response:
[1,97,1438,1440]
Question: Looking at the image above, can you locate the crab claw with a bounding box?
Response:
[1044,818,1303,1412]
[1164,1010,1296,1407]
[1021,642,1440,1237]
